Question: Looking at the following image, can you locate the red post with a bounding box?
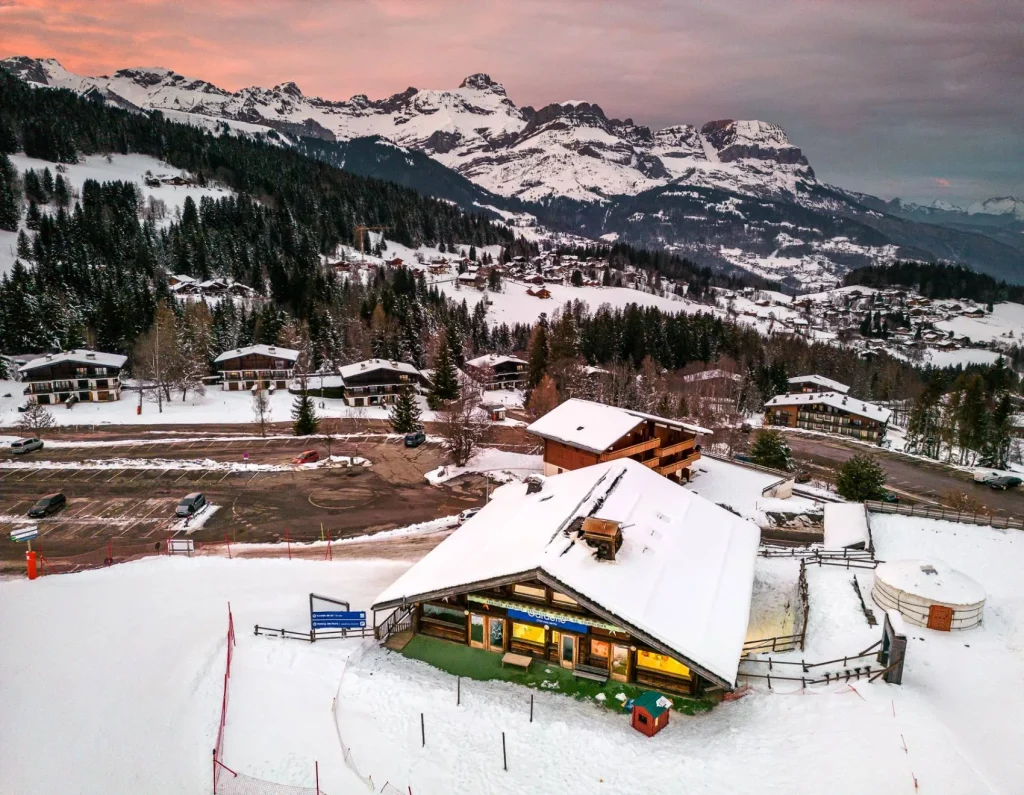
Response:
[26,550,37,580]
[107,538,112,566]
[225,534,232,560]
[166,535,171,556]
[286,528,291,560]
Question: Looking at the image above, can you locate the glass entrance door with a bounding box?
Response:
[470,615,485,649]
[487,617,505,652]
[560,633,575,668]
[611,644,629,682]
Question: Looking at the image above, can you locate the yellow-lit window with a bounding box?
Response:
[636,650,690,678]
[590,639,610,659]
[551,591,578,607]
[513,584,547,601]
[511,622,546,645]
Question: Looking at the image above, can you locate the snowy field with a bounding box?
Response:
[934,302,1024,346]
[424,447,542,485]
[436,279,714,326]
[2,511,1024,793]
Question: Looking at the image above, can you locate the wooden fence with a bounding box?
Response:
[865,500,1024,530]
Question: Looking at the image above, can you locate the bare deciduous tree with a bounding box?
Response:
[252,386,272,437]
[436,386,490,467]
[319,416,343,458]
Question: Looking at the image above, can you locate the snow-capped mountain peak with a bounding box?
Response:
[968,196,1024,221]
[0,55,817,204]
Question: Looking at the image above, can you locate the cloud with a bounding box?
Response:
[1,0,1021,203]
[934,178,952,189]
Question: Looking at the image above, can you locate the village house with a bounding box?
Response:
[338,359,429,407]
[764,391,892,443]
[465,354,528,390]
[526,399,709,482]
[372,459,760,695]
[19,349,127,405]
[457,272,486,291]
[787,374,850,394]
[214,345,300,392]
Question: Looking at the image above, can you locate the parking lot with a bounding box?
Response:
[0,431,495,573]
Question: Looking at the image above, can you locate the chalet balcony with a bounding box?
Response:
[657,438,695,458]
[223,369,293,381]
[657,451,701,477]
[25,378,121,395]
[599,437,661,462]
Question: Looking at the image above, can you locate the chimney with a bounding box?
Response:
[268,346,276,354]
[582,517,623,561]
[85,352,96,360]
[525,475,545,495]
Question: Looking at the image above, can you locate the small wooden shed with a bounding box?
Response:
[630,690,670,737]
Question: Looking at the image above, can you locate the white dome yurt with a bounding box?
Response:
[872,558,985,631]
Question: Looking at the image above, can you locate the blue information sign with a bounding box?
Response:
[311,610,366,629]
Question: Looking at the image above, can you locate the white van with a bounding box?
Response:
[11,437,43,455]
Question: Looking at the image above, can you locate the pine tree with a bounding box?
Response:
[526,318,550,389]
[431,335,460,405]
[835,454,887,501]
[389,386,422,433]
[979,392,1013,469]
[0,155,19,231]
[291,388,320,436]
[749,429,792,471]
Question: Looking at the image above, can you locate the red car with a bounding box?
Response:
[292,450,320,465]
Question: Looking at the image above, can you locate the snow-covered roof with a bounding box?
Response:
[788,374,850,394]
[823,503,869,550]
[466,354,527,369]
[874,559,985,607]
[213,344,300,364]
[526,398,711,454]
[338,359,421,380]
[764,391,891,424]
[20,349,127,373]
[373,459,760,687]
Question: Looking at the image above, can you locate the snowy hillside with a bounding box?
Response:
[0,152,233,277]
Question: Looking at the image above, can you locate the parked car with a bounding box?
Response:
[794,469,811,484]
[880,491,900,503]
[28,492,66,518]
[404,430,426,448]
[974,470,1002,484]
[458,508,481,525]
[292,449,320,465]
[740,422,753,434]
[988,476,1022,491]
[175,492,207,518]
[16,402,30,413]
[11,437,43,455]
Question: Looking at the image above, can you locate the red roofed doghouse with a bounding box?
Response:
[630,690,670,737]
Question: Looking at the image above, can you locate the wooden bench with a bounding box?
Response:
[572,663,609,682]
[501,652,533,671]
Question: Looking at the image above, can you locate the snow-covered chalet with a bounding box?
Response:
[372,459,759,694]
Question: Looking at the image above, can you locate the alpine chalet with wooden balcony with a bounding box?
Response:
[526,399,710,482]
[338,359,430,407]
[764,391,892,443]
[214,345,299,392]
[466,354,528,391]
[371,459,759,695]
[19,350,127,405]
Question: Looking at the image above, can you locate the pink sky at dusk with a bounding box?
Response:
[2,0,1022,202]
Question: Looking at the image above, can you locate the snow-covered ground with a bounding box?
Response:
[2,511,1023,793]
[922,346,1005,367]
[934,302,1024,346]
[686,455,824,528]
[424,447,542,485]
[437,279,713,326]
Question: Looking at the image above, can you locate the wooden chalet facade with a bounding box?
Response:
[465,354,528,390]
[764,391,891,443]
[19,350,127,405]
[338,359,429,407]
[214,345,299,391]
[372,459,760,696]
[526,399,709,482]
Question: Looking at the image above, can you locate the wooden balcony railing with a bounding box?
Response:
[657,451,701,476]
[599,437,661,462]
[657,438,695,458]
